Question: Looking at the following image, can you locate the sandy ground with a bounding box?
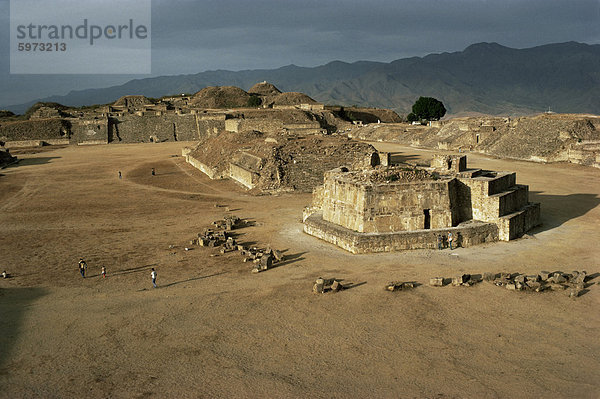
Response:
[0,142,599,398]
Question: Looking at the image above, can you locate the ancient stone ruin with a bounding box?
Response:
[427,270,590,298]
[303,154,540,253]
[192,214,285,273]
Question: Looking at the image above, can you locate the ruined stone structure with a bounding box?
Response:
[303,154,540,253]
[351,114,600,169]
[184,131,380,193]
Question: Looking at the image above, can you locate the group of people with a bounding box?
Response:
[436,232,455,250]
[78,258,157,288]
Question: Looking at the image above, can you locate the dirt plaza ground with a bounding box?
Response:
[1,141,599,398]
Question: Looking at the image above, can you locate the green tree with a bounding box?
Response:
[411,96,446,121]
[247,96,262,107]
[406,112,418,122]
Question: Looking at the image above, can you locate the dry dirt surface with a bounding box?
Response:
[0,142,599,398]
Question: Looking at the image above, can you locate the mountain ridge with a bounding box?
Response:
[4,41,599,116]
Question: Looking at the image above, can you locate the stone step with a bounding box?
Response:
[487,184,529,217]
[497,202,541,241]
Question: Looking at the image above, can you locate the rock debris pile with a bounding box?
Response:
[313,278,344,293]
[385,281,418,291]
[426,270,590,298]
[485,270,588,297]
[192,215,285,273]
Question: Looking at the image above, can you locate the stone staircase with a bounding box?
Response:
[458,170,540,240]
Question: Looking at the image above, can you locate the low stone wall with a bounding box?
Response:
[304,212,499,254]
[498,203,541,241]
[109,113,219,143]
[3,140,45,148]
[0,118,69,141]
[3,139,70,148]
[71,118,109,144]
[77,140,107,145]
[229,163,258,189]
[184,152,222,179]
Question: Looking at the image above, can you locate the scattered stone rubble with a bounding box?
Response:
[428,274,482,287]
[245,246,285,273]
[385,281,417,291]
[212,215,244,231]
[313,278,344,293]
[485,270,588,297]
[192,215,285,273]
[427,270,589,297]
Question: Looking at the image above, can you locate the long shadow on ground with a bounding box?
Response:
[159,271,228,289]
[0,287,47,370]
[528,191,600,232]
[7,157,60,167]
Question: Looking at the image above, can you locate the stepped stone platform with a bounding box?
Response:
[304,212,498,254]
[303,154,540,253]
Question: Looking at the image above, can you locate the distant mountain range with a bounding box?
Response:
[5,42,600,116]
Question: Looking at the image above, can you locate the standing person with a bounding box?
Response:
[151,168,155,176]
[448,232,454,250]
[437,234,443,250]
[101,266,106,278]
[78,258,87,278]
[118,171,122,179]
[151,268,157,288]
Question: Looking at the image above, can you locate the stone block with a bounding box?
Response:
[539,271,551,281]
[526,281,541,290]
[313,282,324,293]
[526,275,540,283]
[483,272,496,282]
[550,283,566,291]
[452,274,471,286]
[535,284,547,293]
[260,255,273,270]
[514,274,526,284]
[569,288,581,298]
[251,268,260,274]
[272,250,284,262]
[572,271,586,284]
[505,283,516,290]
[552,273,567,284]
[500,272,512,280]
[430,277,444,286]
[386,281,414,291]
[331,281,342,292]
[323,278,336,286]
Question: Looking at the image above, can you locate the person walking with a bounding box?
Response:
[118,171,122,179]
[101,266,106,278]
[78,258,87,278]
[151,268,157,288]
[448,232,454,250]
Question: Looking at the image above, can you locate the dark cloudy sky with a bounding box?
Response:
[1,0,599,108]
